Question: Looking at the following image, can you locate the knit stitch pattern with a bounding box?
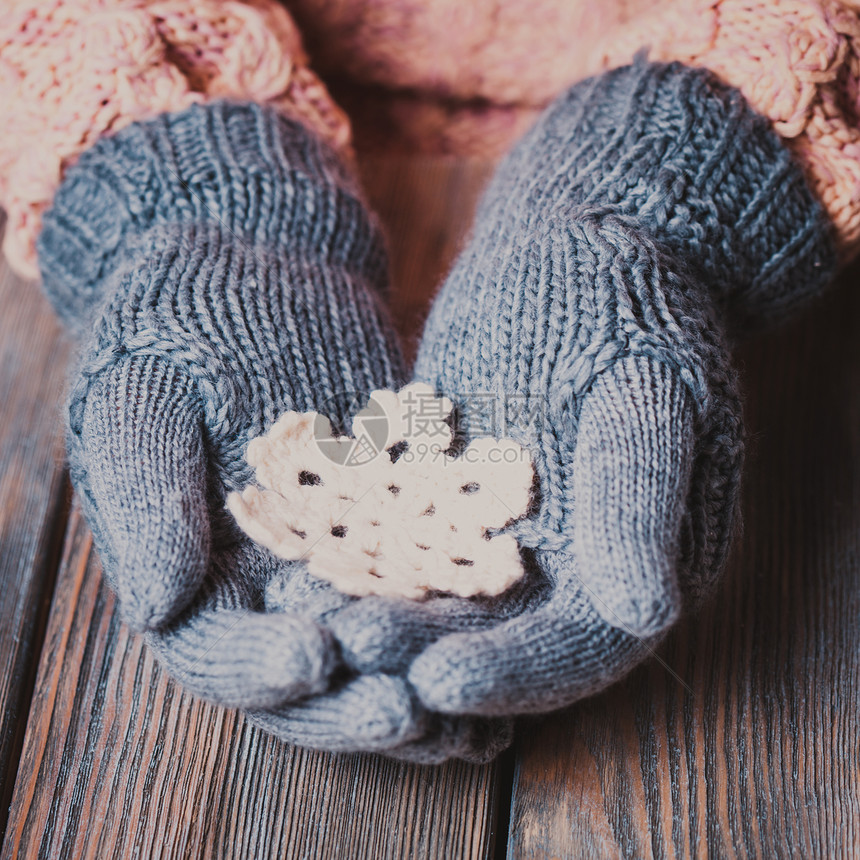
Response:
[38,97,399,641]
[0,0,351,279]
[589,0,860,257]
[341,59,839,717]
[36,99,513,761]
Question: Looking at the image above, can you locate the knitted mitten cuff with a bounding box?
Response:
[589,0,860,259]
[0,0,351,279]
[37,98,373,335]
[454,57,836,336]
[421,56,836,552]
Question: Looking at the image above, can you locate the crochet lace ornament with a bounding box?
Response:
[228,383,534,600]
[0,0,351,278]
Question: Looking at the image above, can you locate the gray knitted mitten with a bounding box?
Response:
[37,101,510,761]
[325,59,837,717]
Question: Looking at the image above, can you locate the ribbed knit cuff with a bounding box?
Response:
[589,0,860,260]
[484,59,837,331]
[37,101,382,332]
[0,0,352,280]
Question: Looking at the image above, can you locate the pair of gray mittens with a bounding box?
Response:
[38,60,835,761]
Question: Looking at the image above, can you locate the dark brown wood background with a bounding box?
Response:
[0,156,857,859]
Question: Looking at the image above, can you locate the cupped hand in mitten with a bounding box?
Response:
[38,100,399,705]
[318,59,836,717]
[37,100,513,758]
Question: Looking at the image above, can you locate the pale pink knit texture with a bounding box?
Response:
[290,0,860,255]
[588,0,860,257]
[0,0,351,279]
[284,0,655,106]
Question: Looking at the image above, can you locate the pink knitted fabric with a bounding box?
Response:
[284,0,655,107]
[0,0,351,279]
[588,0,860,257]
[288,0,860,256]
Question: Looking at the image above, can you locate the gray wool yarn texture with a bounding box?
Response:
[36,57,838,761]
[37,100,512,763]
[323,58,837,720]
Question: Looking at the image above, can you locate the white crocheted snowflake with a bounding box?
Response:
[227,383,534,599]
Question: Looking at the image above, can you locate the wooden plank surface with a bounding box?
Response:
[507,267,860,858]
[2,505,503,860]
[0,217,70,842]
[1,160,504,860]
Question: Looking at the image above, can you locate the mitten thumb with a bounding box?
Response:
[572,354,695,637]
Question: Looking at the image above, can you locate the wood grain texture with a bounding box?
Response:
[2,160,503,860]
[0,220,70,841]
[507,268,860,859]
[2,505,502,860]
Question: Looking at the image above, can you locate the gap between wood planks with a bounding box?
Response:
[0,216,74,843]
